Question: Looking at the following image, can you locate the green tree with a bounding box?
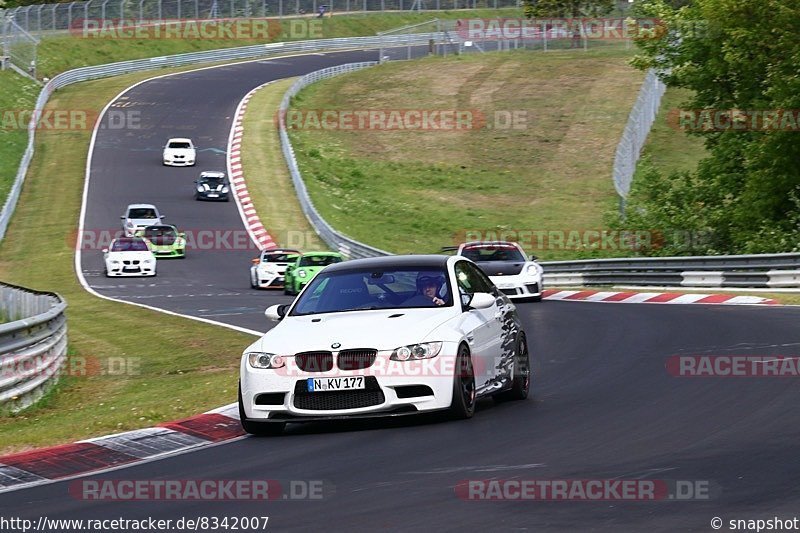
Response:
[523,0,615,19]
[622,0,800,254]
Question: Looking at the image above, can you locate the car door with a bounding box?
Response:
[454,261,504,393]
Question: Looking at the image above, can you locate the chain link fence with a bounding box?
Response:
[612,69,666,214]
[0,0,520,37]
[1,16,40,81]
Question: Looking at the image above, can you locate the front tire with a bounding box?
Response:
[449,345,476,419]
[238,384,285,436]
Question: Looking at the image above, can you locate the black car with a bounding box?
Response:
[194,171,230,201]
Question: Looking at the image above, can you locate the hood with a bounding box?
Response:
[165,148,195,155]
[248,307,456,354]
[106,251,153,261]
[475,261,525,276]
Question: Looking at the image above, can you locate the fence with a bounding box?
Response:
[1,16,40,81]
[612,68,666,214]
[0,282,67,412]
[541,253,800,288]
[0,0,520,37]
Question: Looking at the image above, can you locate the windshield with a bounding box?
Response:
[144,226,177,245]
[128,208,158,219]
[461,245,525,262]
[168,141,192,149]
[290,267,453,316]
[298,255,342,267]
[262,252,299,263]
[111,238,149,252]
[200,177,225,186]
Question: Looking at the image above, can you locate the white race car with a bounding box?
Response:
[456,241,544,302]
[249,248,301,289]
[162,138,196,166]
[103,237,156,277]
[238,254,531,435]
[120,203,164,237]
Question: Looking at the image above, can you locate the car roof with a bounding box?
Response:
[167,137,193,143]
[126,203,158,210]
[199,171,225,178]
[460,240,520,249]
[263,248,300,254]
[323,254,449,273]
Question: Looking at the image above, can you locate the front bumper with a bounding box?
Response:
[163,158,195,166]
[151,247,185,258]
[105,262,156,276]
[255,271,286,289]
[240,350,458,421]
[490,274,543,300]
[196,191,229,201]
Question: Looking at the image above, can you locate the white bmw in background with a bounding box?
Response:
[103,237,156,277]
[162,138,196,166]
[238,255,531,435]
[456,241,544,302]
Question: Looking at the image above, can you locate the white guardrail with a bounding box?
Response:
[0,282,67,412]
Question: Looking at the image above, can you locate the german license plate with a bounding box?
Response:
[307,376,365,392]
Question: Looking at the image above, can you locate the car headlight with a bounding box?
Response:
[297,270,307,278]
[526,264,542,276]
[196,186,204,193]
[222,186,229,193]
[390,342,443,361]
[143,259,154,264]
[247,352,286,369]
[109,260,120,265]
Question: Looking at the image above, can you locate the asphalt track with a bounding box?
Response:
[4,50,800,531]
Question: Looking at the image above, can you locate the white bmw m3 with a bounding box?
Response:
[238,255,531,435]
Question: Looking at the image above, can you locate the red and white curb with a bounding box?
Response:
[542,289,779,306]
[0,403,241,494]
[227,82,278,251]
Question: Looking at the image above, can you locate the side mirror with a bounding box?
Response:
[265,304,288,321]
[120,216,125,219]
[251,258,260,264]
[159,215,165,219]
[530,255,538,261]
[102,248,108,253]
[468,292,496,310]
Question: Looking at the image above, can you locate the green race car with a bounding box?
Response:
[136,224,186,259]
[283,252,344,295]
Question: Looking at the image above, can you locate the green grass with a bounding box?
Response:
[240,77,327,251]
[0,72,39,205]
[633,86,707,178]
[37,9,521,79]
[287,46,644,260]
[0,66,261,455]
